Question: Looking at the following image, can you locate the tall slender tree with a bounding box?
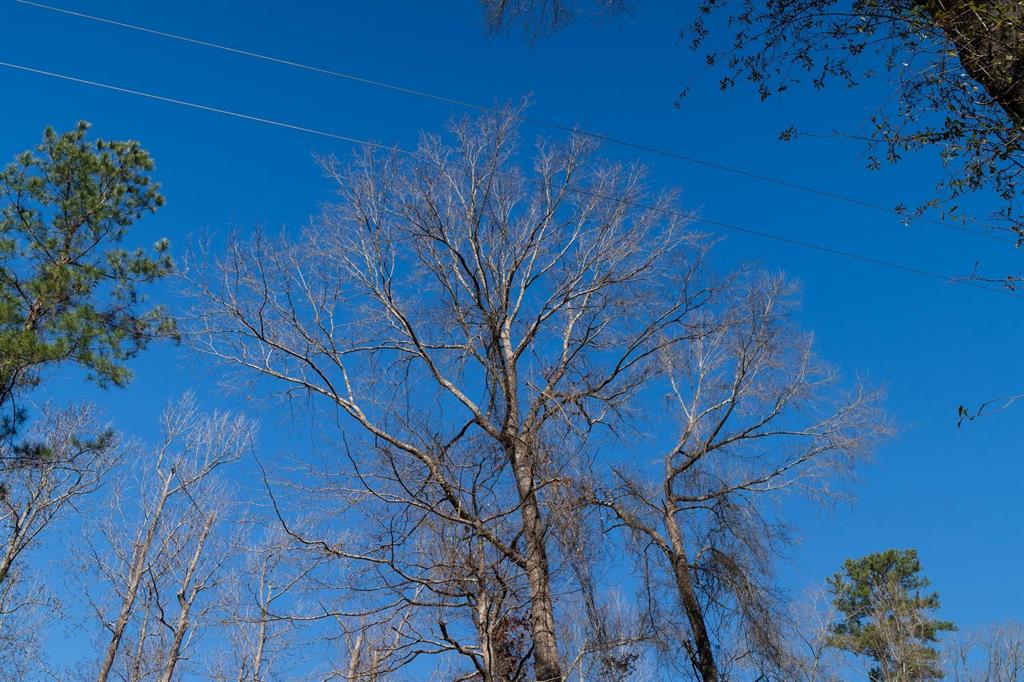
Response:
[80,396,252,682]
[0,404,120,675]
[585,274,883,681]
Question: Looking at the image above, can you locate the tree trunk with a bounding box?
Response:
[510,444,562,682]
[97,468,174,682]
[345,633,364,681]
[0,532,19,585]
[664,511,719,682]
[251,594,268,682]
[158,512,214,682]
[474,589,497,682]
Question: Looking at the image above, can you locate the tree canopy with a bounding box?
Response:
[0,122,174,443]
[827,548,956,680]
[485,0,1024,251]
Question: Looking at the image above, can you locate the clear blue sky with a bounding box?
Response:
[1,0,1021,650]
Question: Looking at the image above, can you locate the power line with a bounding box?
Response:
[0,61,391,149]
[0,58,1018,300]
[15,0,1016,246]
[13,0,494,113]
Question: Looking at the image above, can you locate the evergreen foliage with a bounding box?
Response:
[828,549,956,681]
[0,122,173,449]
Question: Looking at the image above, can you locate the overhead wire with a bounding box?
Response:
[0,58,1018,299]
[14,0,1016,246]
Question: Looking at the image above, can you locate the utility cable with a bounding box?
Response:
[14,0,1016,245]
[0,58,1017,300]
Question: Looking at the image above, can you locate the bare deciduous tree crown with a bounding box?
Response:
[184,108,888,682]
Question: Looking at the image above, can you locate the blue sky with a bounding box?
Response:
[1,0,1021,655]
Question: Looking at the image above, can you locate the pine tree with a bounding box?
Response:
[827,549,955,681]
[0,122,174,450]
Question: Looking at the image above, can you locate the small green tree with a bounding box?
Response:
[827,549,955,681]
[0,122,174,447]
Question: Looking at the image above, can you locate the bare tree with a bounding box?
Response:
[209,523,329,682]
[551,480,649,682]
[784,585,850,682]
[0,405,117,585]
[266,450,541,682]
[584,275,885,681]
[482,0,628,36]
[0,403,120,673]
[188,106,714,681]
[948,622,1024,682]
[79,395,253,682]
